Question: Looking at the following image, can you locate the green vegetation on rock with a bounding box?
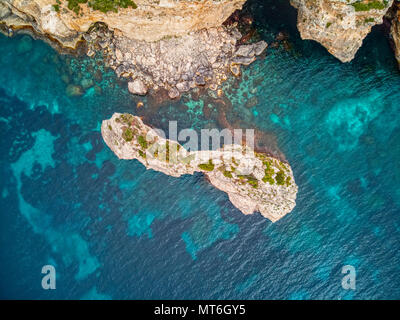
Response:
[262,160,275,185]
[223,170,233,178]
[122,127,134,142]
[275,170,286,186]
[138,150,146,158]
[286,176,291,187]
[60,0,137,15]
[351,1,386,12]
[137,135,148,149]
[218,166,233,178]
[198,160,215,172]
[238,174,259,188]
[91,0,137,13]
[262,175,275,185]
[165,142,170,162]
[119,113,135,124]
[53,0,61,12]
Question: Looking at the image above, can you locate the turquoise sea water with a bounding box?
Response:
[1,0,400,299]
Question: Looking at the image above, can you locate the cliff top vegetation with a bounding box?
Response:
[53,0,137,15]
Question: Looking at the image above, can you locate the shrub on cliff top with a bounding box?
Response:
[137,135,148,149]
[61,0,137,15]
[237,174,259,188]
[198,160,215,172]
[138,150,146,158]
[351,1,386,12]
[262,160,275,185]
[223,170,232,178]
[275,170,286,186]
[90,0,137,13]
[122,127,134,142]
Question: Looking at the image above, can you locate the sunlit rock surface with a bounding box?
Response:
[290,0,393,62]
[0,0,246,47]
[101,113,298,222]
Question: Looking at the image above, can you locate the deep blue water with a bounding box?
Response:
[1,0,400,299]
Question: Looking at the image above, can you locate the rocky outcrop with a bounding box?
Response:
[290,0,393,62]
[390,1,400,67]
[101,113,298,222]
[2,0,400,66]
[1,0,80,48]
[128,78,148,95]
[0,0,246,48]
[87,24,267,97]
[1,0,267,96]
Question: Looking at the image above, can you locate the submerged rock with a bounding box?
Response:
[93,85,102,95]
[245,96,259,109]
[80,78,94,90]
[17,35,33,54]
[66,84,84,97]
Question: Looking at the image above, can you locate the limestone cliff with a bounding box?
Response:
[0,0,246,48]
[101,113,298,222]
[290,0,393,62]
[390,1,400,67]
[2,0,398,65]
[0,0,268,97]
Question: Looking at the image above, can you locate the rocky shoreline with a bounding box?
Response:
[0,0,268,99]
[2,0,400,78]
[0,0,247,47]
[85,23,267,98]
[101,113,298,222]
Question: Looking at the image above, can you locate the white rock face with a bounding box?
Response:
[39,4,72,36]
[2,0,399,65]
[1,0,246,47]
[128,79,148,95]
[1,0,78,47]
[390,2,400,68]
[290,0,393,62]
[101,113,298,222]
[90,24,268,96]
